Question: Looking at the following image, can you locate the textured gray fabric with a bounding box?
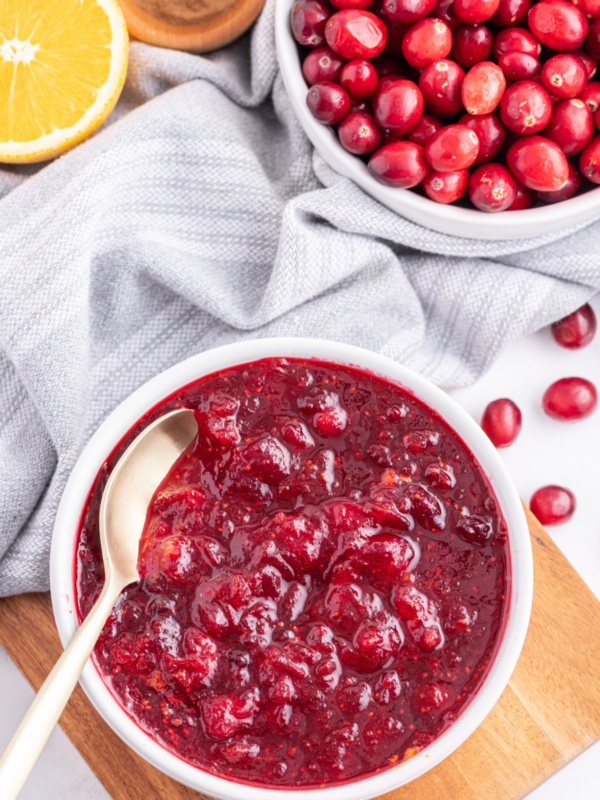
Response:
[0,0,598,595]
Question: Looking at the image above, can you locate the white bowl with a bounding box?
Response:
[51,338,533,800]
[275,1,600,240]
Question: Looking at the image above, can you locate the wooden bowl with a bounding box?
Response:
[116,0,266,52]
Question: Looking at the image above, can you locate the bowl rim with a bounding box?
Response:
[50,337,533,800]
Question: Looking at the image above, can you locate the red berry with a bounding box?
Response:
[459,112,507,162]
[530,486,576,526]
[571,0,600,20]
[340,59,379,97]
[498,51,541,81]
[402,18,453,68]
[508,180,536,208]
[543,98,594,155]
[384,0,437,22]
[332,0,375,7]
[325,9,388,59]
[469,162,518,210]
[490,0,531,27]
[368,141,430,186]
[302,47,346,86]
[419,59,466,117]
[462,61,506,114]
[572,48,597,79]
[493,27,541,60]
[406,113,443,144]
[434,0,461,28]
[578,80,600,111]
[540,54,588,99]
[528,0,589,52]
[452,24,493,68]
[425,123,480,170]
[454,0,500,24]
[500,80,552,134]
[372,55,404,76]
[374,78,424,133]
[506,135,569,190]
[338,111,382,152]
[542,376,598,420]
[292,0,333,46]
[551,303,597,348]
[481,398,522,446]
[537,162,583,201]
[307,82,351,124]
[580,133,600,180]
[423,168,470,201]
[585,19,600,59]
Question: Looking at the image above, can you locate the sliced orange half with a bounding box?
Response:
[0,0,129,163]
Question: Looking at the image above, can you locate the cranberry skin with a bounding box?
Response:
[402,18,453,68]
[374,78,424,133]
[541,54,588,99]
[425,123,480,170]
[530,486,576,525]
[490,0,531,27]
[500,81,553,135]
[384,0,437,22]
[542,376,598,420]
[481,398,522,446]
[340,59,379,98]
[302,47,346,85]
[325,9,388,59]
[434,0,461,29]
[462,62,507,114]
[551,303,597,348]
[292,0,333,46]
[306,82,351,124]
[468,162,518,210]
[423,168,469,201]
[459,112,507,162]
[419,60,466,117]
[537,162,583,201]
[506,135,569,190]
[372,55,404,76]
[508,180,536,208]
[406,113,443,144]
[454,0,500,24]
[331,0,374,7]
[338,112,382,152]
[498,51,541,80]
[493,27,541,60]
[586,18,600,58]
[349,97,374,113]
[579,81,600,111]
[529,0,589,52]
[543,98,594,155]
[573,0,600,19]
[452,24,493,69]
[572,48,597,79]
[579,133,600,180]
[368,141,430,186]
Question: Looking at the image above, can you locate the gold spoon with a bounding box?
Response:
[0,408,198,799]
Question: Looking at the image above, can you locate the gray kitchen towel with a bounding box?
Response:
[0,0,598,595]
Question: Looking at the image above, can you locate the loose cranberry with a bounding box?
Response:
[423,168,470,201]
[434,0,461,28]
[469,162,518,210]
[498,51,541,81]
[292,0,333,46]
[368,141,430,185]
[530,485,576,526]
[374,78,424,133]
[578,80,600,110]
[384,0,437,21]
[454,0,500,24]
[349,97,374,113]
[339,112,382,152]
[462,62,507,114]
[506,135,569,190]
[325,9,388,59]
[402,18,453,68]
[528,0,589,52]
[452,24,493,68]
[307,82,351,124]
[572,0,600,20]
[332,0,374,7]
[542,376,598,420]
[340,59,379,97]
[508,180,536,208]
[552,303,597,347]
[541,54,588,99]
[586,18,600,58]
[490,0,530,27]
[481,398,522,446]
[537,162,584,201]
[499,81,552,135]
[419,60,466,117]
[572,48,597,79]
[579,133,600,180]
[460,111,507,162]
[493,27,541,60]
[425,123,480,170]
[382,18,412,56]
[543,98,594,155]
[406,113,443,144]
[302,47,346,86]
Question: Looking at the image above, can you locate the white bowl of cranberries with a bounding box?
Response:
[276,0,600,238]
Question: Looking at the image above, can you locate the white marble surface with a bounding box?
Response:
[2,298,599,799]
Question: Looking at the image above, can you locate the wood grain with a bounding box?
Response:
[1,507,599,800]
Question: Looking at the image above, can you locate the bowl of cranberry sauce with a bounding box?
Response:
[51,339,532,799]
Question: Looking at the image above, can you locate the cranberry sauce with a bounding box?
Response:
[76,358,510,787]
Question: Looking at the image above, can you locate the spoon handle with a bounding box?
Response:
[0,577,124,799]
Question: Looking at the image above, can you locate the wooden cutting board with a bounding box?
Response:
[1,506,599,800]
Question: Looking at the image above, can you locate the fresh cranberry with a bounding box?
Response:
[572,0,600,19]
[331,0,375,7]
[530,485,576,525]
[490,0,531,27]
[506,135,569,190]
[434,0,461,28]
[452,24,493,68]
[498,51,541,81]
[302,47,346,85]
[419,60,466,117]
[454,0,500,24]
[508,180,536,208]
[543,98,594,154]
[460,112,507,162]
[338,111,382,152]
[579,133,600,180]
[384,0,437,21]
[469,163,518,210]
[368,141,430,185]
[500,81,552,134]
[374,78,424,133]
[349,97,374,112]
[340,59,379,97]
[292,0,333,46]
[541,54,588,99]
[493,27,541,60]
[307,82,351,124]
[586,19,600,58]
[572,48,597,79]
[481,398,522,446]
[406,113,443,144]
[578,80,600,110]
[537,162,583,201]
[402,18,453,68]
[423,168,470,201]
[325,9,388,59]
[462,62,507,114]
[425,123,480,170]
[528,0,589,52]
[542,376,598,420]
[551,303,597,348]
